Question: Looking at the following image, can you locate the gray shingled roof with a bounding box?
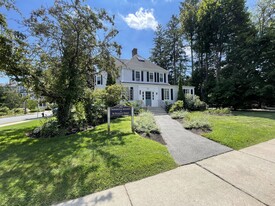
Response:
[115,55,167,72]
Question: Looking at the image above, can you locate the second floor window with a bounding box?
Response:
[160,74,163,82]
[149,72,154,82]
[136,71,140,81]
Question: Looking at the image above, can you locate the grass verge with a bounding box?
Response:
[0,117,176,206]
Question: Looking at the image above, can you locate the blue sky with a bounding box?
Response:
[0,0,256,84]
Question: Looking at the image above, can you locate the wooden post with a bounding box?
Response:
[107,107,110,135]
[131,106,134,133]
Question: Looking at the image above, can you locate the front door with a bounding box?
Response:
[145,91,152,106]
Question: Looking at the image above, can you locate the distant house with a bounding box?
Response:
[95,48,195,107]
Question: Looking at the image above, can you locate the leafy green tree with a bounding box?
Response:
[177,77,184,101]
[180,0,199,78]
[165,15,187,85]
[5,0,121,127]
[150,24,170,70]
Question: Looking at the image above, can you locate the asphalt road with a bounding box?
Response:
[0,111,52,125]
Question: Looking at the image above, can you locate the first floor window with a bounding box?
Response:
[129,87,134,100]
[164,89,169,100]
[97,75,102,85]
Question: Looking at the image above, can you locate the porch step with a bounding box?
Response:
[147,107,167,115]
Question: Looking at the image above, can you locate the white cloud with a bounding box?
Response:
[121,8,158,31]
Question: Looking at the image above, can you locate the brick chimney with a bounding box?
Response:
[132,48,138,57]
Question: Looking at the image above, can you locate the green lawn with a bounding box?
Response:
[192,111,275,150]
[0,117,176,206]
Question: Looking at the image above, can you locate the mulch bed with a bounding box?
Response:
[138,132,167,145]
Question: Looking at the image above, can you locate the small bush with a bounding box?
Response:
[170,111,189,119]
[164,101,173,113]
[185,94,207,111]
[206,108,231,115]
[184,116,211,130]
[134,111,159,135]
[123,100,143,115]
[32,119,65,138]
[0,106,11,116]
[12,108,24,114]
[169,100,184,113]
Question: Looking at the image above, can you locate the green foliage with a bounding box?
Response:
[164,101,173,113]
[0,106,10,116]
[184,113,211,130]
[205,108,231,115]
[185,94,207,111]
[105,84,125,107]
[26,99,38,110]
[0,88,22,109]
[0,117,176,206]
[90,89,107,126]
[32,119,64,138]
[169,100,184,113]
[177,77,184,101]
[123,100,143,115]
[12,108,24,114]
[70,102,86,129]
[150,16,187,84]
[0,0,121,128]
[170,110,189,119]
[134,111,160,135]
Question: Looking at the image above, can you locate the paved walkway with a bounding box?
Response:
[55,139,275,206]
[151,108,232,165]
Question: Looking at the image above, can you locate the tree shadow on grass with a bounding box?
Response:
[233,111,275,121]
[0,122,132,206]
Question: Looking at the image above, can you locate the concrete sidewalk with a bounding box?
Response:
[55,139,275,206]
[153,112,232,165]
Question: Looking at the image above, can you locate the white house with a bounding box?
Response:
[95,48,195,107]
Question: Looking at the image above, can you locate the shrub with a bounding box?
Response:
[205,108,231,115]
[184,118,211,130]
[134,111,159,135]
[170,111,189,119]
[123,100,143,115]
[169,100,184,113]
[183,113,211,130]
[164,101,173,113]
[105,84,125,107]
[0,107,11,116]
[32,119,65,138]
[27,99,38,110]
[185,94,207,111]
[12,108,24,114]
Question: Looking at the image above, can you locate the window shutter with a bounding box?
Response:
[101,75,103,85]
[141,71,144,82]
[161,89,164,100]
[132,70,135,81]
[147,72,149,82]
[164,73,166,83]
[154,73,156,82]
[171,89,173,100]
[157,73,159,82]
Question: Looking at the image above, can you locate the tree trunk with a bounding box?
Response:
[57,100,72,128]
